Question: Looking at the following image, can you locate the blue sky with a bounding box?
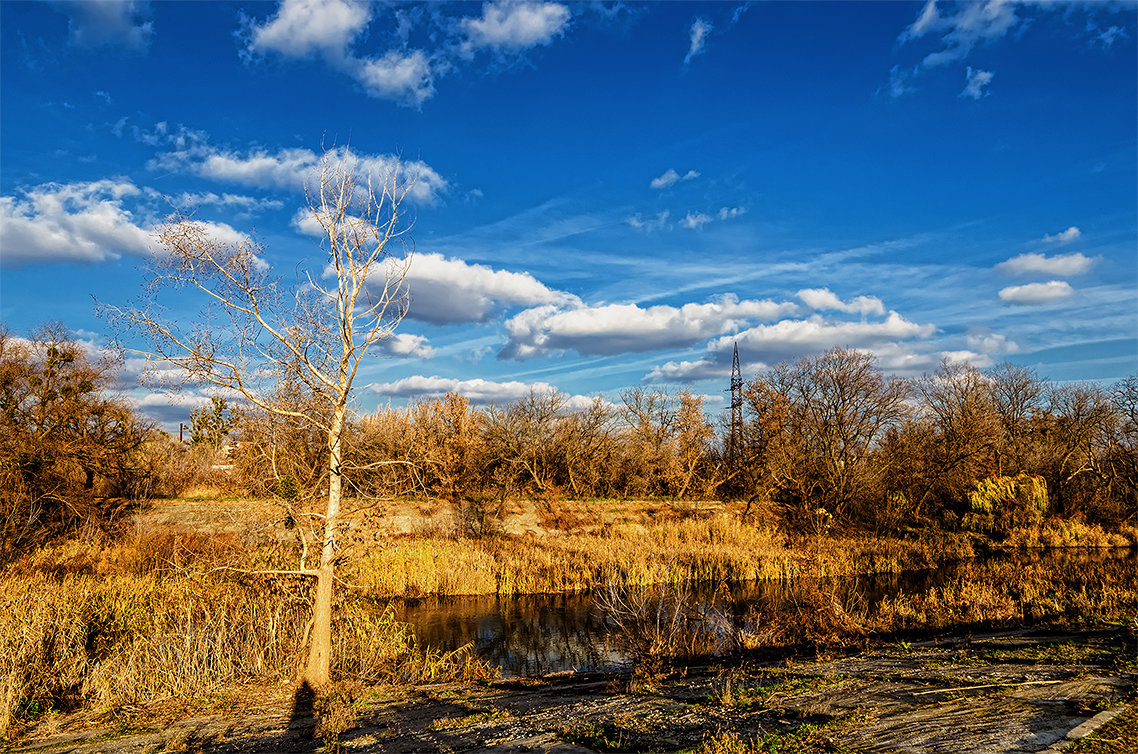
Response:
[2,0,1135,427]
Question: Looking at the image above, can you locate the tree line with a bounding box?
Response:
[5,321,1133,556]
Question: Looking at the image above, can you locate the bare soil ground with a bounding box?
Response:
[14,628,1135,754]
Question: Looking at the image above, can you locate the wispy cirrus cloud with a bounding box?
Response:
[650,168,699,190]
[961,66,993,99]
[684,18,712,65]
[901,0,1021,68]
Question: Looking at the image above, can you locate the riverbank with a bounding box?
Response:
[2,495,1135,746]
[13,626,1135,753]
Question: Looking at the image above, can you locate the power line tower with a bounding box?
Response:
[726,342,743,489]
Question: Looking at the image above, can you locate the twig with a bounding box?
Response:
[210,566,319,578]
[912,679,1061,696]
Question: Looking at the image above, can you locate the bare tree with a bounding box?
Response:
[102,151,414,688]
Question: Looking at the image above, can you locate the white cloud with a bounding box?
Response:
[378,333,435,359]
[797,288,886,316]
[883,65,918,98]
[1095,25,1127,48]
[1043,225,1082,244]
[717,206,745,220]
[901,0,1021,67]
[996,251,1096,276]
[998,280,1075,305]
[248,0,370,58]
[368,374,590,406]
[155,144,447,204]
[960,66,993,99]
[626,210,672,232]
[0,180,151,264]
[649,168,699,190]
[965,329,1019,355]
[59,0,153,51]
[245,0,435,105]
[461,1,571,53]
[684,18,712,65]
[0,179,251,266]
[900,0,942,43]
[681,211,713,230]
[729,311,933,355]
[646,357,733,382]
[375,253,578,325]
[174,192,283,212]
[501,294,798,359]
[354,50,435,105]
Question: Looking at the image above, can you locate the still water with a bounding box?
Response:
[392,548,1135,677]
[392,569,946,676]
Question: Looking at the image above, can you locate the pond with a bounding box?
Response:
[393,548,1136,677]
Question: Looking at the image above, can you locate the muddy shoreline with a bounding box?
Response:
[15,625,1135,754]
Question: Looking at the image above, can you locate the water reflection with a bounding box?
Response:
[393,549,1135,677]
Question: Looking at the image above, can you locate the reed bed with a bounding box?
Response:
[0,532,489,741]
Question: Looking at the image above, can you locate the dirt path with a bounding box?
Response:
[14,629,1135,753]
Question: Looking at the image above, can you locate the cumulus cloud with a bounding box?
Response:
[646,357,734,382]
[354,50,435,105]
[59,0,153,51]
[650,168,699,190]
[377,333,435,359]
[720,312,935,361]
[371,253,577,325]
[797,288,886,316]
[368,374,591,407]
[0,180,151,264]
[461,1,571,53]
[155,143,447,204]
[1043,225,1082,244]
[998,281,1075,305]
[248,0,370,58]
[901,0,1021,67]
[961,66,993,98]
[0,179,251,266]
[245,0,434,105]
[646,311,937,381]
[965,328,1019,355]
[684,18,712,65]
[996,251,1096,276]
[501,294,798,359]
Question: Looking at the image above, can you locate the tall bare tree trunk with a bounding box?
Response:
[305,407,345,687]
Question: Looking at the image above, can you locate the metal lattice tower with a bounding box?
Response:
[727,342,743,467]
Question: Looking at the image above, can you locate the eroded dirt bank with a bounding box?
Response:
[15,628,1135,754]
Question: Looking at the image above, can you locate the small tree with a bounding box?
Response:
[189,396,235,447]
[103,151,415,688]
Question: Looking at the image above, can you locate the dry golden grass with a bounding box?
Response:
[0,531,490,742]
